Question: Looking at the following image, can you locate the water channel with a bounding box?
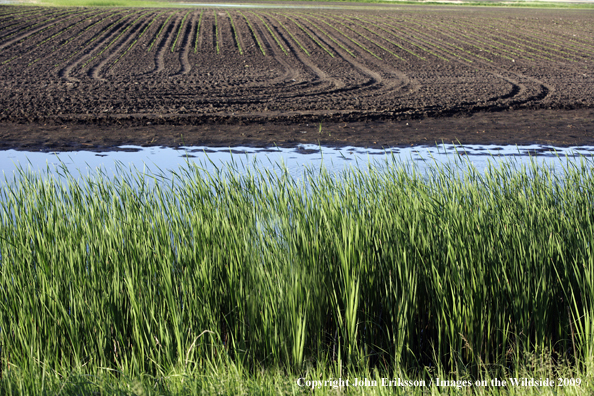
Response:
[2,143,593,183]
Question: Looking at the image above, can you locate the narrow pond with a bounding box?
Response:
[2,143,593,182]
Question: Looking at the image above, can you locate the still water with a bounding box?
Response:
[1,143,593,181]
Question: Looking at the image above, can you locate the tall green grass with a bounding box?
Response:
[0,154,593,393]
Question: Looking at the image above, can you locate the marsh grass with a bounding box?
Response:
[0,153,593,394]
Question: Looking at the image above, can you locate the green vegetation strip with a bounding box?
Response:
[193,9,203,53]
[226,11,242,55]
[27,0,174,6]
[238,10,265,56]
[252,12,286,55]
[111,11,165,67]
[262,12,309,56]
[280,13,333,57]
[171,10,190,53]
[1,156,594,393]
[148,11,175,52]
[81,11,148,69]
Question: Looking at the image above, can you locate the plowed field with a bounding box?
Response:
[0,4,593,149]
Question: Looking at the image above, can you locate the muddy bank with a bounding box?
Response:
[0,108,591,151]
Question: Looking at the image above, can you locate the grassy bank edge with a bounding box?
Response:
[2,360,593,395]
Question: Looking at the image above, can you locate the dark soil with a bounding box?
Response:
[0,4,593,151]
[0,108,593,151]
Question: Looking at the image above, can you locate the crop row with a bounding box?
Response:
[462,15,594,58]
[81,11,152,69]
[262,12,309,56]
[253,12,286,55]
[390,14,592,64]
[238,11,264,55]
[0,8,58,34]
[1,9,590,73]
[171,11,190,53]
[505,21,594,57]
[280,13,333,57]
[226,11,242,55]
[193,10,203,53]
[399,16,519,62]
[26,11,113,66]
[453,19,569,62]
[56,10,138,68]
[1,10,97,65]
[296,13,443,62]
[0,10,448,65]
[0,8,40,21]
[53,11,125,63]
[147,11,174,52]
[456,17,590,62]
[0,9,85,44]
[414,17,537,62]
[214,10,219,54]
[111,11,165,67]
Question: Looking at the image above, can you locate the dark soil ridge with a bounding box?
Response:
[1,100,591,126]
[1,108,593,152]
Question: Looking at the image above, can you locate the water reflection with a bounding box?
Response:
[1,143,593,181]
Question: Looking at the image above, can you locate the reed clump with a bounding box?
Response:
[0,154,593,394]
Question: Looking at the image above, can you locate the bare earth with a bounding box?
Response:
[0,4,593,150]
